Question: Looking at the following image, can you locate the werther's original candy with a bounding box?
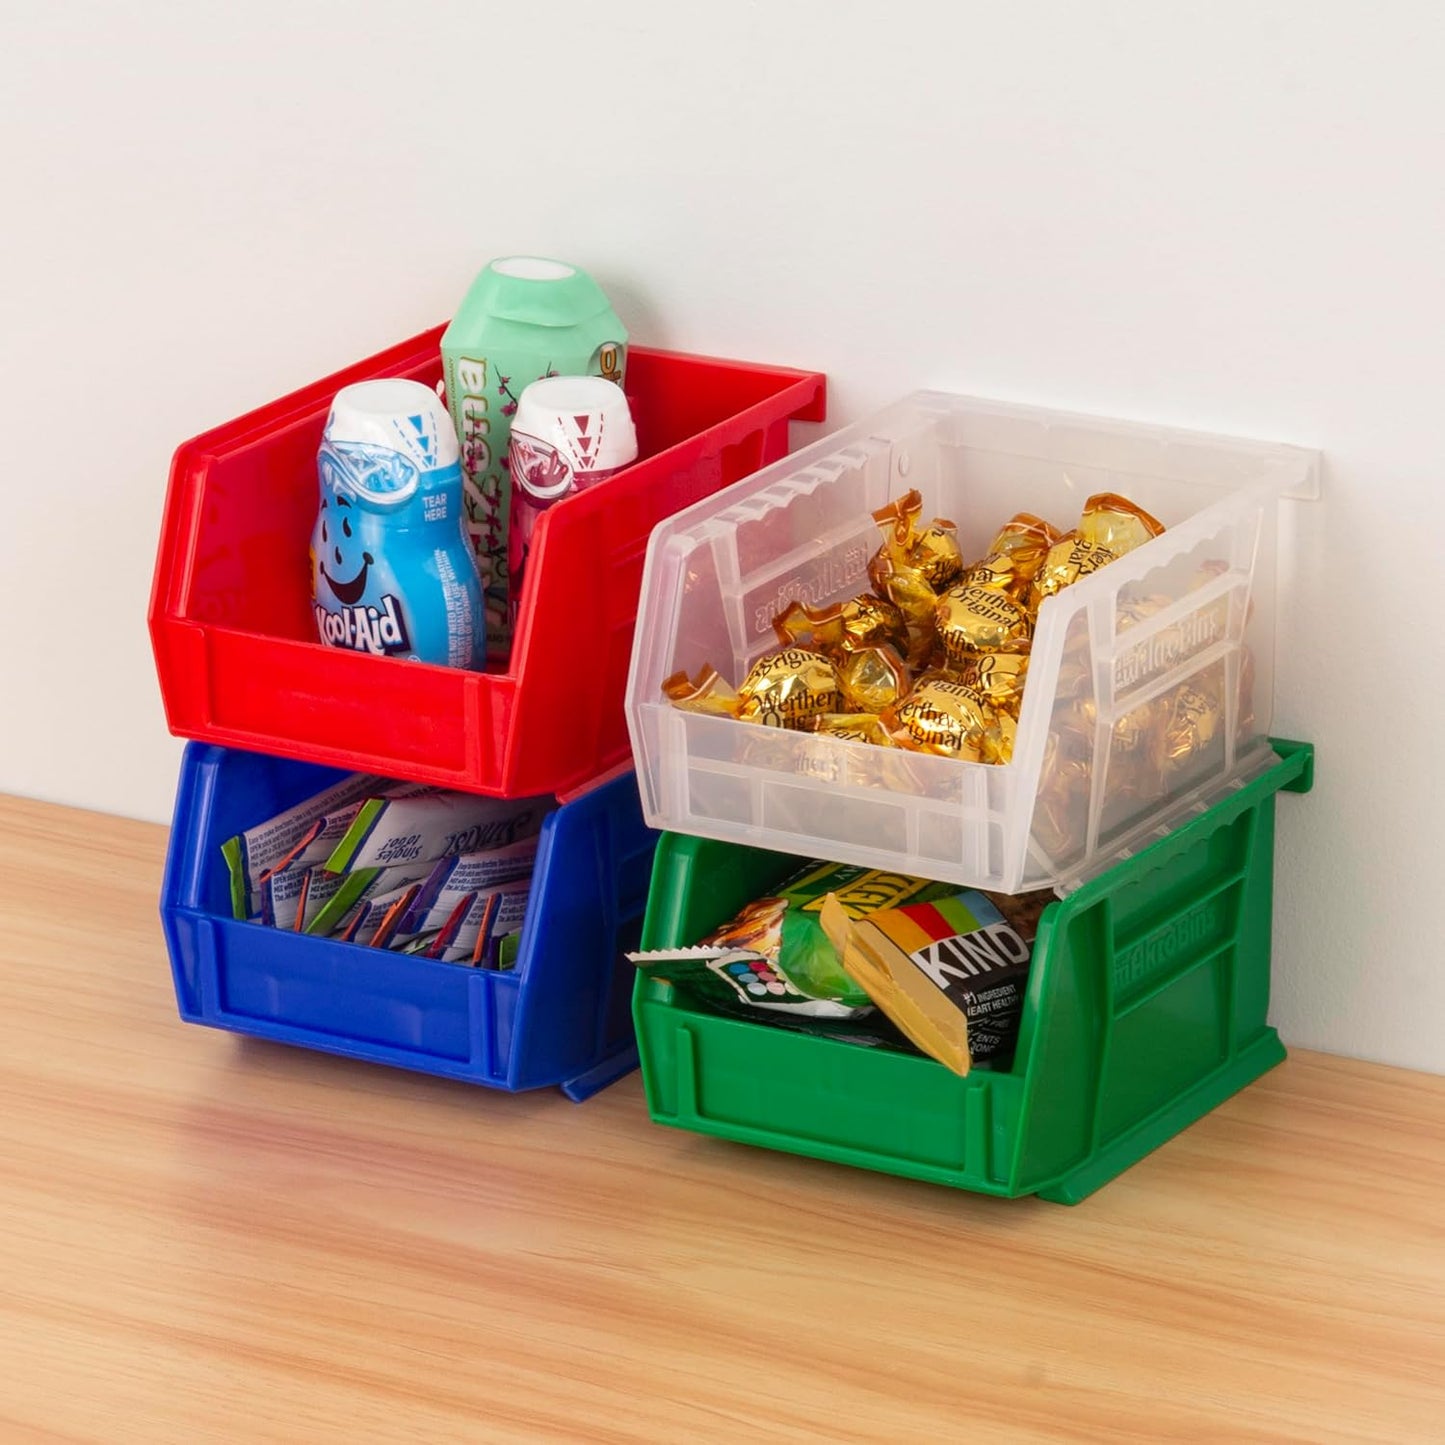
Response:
[662,665,740,718]
[935,582,1034,659]
[948,651,1029,716]
[773,594,908,656]
[735,648,842,727]
[962,513,1061,601]
[837,644,910,715]
[1078,492,1165,556]
[886,675,995,758]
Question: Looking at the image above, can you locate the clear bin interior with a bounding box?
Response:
[628,392,1317,893]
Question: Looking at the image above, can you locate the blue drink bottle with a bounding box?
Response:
[312,379,484,669]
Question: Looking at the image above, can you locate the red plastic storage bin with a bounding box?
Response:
[149,326,825,798]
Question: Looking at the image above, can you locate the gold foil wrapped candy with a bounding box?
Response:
[1031,533,1120,607]
[735,648,842,728]
[803,713,896,746]
[935,582,1034,660]
[661,665,739,718]
[772,593,907,657]
[867,491,964,665]
[885,675,995,759]
[1078,492,1165,556]
[949,650,1029,717]
[963,513,1061,601]
[1162,669,1223,772]
[837,643,911,715]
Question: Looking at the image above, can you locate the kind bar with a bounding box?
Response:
[403,837,539,938]
[630,859,956,1013]
[662,665,739,718]
[734,648,842,728]
[304,859,435,937]
[220,772,388,920]
[820,888,1041,1075]
[325,790,553,874]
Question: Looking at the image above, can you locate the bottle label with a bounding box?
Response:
[313,594,413,656]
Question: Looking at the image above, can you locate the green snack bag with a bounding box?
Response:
[629,859,955,1014]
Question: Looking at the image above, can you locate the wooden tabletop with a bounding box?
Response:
[2,792,1442,1443]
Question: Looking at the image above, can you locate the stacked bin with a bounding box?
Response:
[150,324,826,1099]
[626,391,1318,1192]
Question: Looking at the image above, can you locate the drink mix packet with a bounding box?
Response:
[304,859,436,937]
[402,837,538,937]
[819,887,1047,1075]
[628,859,957,1017]
[221,772,390,920]
[324,791,554,874]
[434,878,532,967]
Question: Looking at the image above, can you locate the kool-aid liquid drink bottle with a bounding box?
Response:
[312,378,485,669]
[440,257,627,661]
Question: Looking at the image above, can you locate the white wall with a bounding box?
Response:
[3,1,1441,1072]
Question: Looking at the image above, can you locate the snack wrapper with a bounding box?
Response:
[962,513,1061,601]
[435,878,532,966]
[820,887,1044,1075]
[304,860,435,937]
[629,859,957,1013]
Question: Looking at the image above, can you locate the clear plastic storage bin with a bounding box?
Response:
[627,392,1317,894]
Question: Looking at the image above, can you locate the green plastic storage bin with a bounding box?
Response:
[634,739,1313,1204]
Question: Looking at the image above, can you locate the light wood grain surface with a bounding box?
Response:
[1,792,1442,1443]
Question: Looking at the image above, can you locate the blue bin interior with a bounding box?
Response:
[160,743,654,1100]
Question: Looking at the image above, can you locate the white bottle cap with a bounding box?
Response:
[325,379,461,471]
[509,376,638,501]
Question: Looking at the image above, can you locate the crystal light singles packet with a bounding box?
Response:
[221,772,390,920]
[402,838,539,937]
[434,878,533,966]
[303,860,436,936]
[324,791,554,873]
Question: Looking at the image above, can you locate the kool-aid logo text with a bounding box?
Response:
[751,548,870,635]
[314,595,412,656]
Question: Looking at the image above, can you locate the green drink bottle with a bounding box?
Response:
[441,257,628,661]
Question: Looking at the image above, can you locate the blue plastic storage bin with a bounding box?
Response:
[160,743,657,1100]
